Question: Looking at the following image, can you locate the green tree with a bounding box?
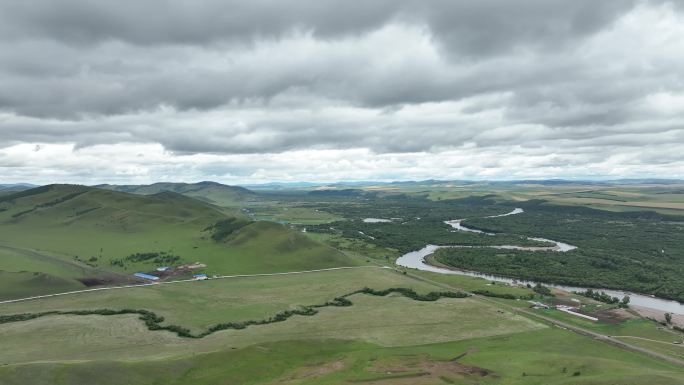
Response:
[619,295,630,308]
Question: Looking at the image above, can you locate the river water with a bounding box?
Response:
[395,208,684,315]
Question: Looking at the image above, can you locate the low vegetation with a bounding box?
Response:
[576,289,631,308]
[456,200,684,301]
[110,251,182,268]
[204,217,250,241]
[1,286,468,338]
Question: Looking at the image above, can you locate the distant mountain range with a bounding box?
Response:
[245,178,684,190]
[3,178,683,195]
[95,181,257,206]
[0,183,39,190]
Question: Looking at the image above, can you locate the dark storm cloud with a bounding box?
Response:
[408,0,637,57]
[0,0,398,45]
[0,0,632,49]
[0,0,642,119]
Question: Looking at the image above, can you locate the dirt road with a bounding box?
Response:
[0,266,390,305]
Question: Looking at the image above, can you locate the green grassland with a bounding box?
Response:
[0,185,360,300]
[0,268,436,333]
[408,268,536,298]
[246,205,343,225]
[532,308,684,361]
[1,302,683,384]
[305,231,399,262]
[0,269,542,362]
[2,267,682,385]
[6,334,680,385]
[353,181,684,216]
[417,183,684,215]
[534,188,684,214]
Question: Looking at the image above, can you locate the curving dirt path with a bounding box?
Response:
[398,268,684,367]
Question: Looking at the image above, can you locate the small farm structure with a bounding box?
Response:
[556,305,599,321]
[528,301,549,309]
[134,272,160,281]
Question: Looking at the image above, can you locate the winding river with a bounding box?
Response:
[395,208,684,315]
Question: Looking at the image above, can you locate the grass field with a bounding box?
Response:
[408,269,536,298]
[2,267,684,385]
[534,308,684,361]
[411,183,684,215]
[305,232,399,262]
[0,269,543,364]
[499,186,684,215]
[0,268,437,332]
[247,205,343,225]
[1,322,683,384]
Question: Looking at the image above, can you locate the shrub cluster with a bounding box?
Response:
[204,218,251,241]
[110,251,181,267]
[532,283,554,297]
[353,287,469,301]
[471,290,520,300]
[11,191,86,218]
[575,289,630,308]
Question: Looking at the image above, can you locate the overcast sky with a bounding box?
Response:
[1,0,683,185]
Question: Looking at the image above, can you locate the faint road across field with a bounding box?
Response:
[397,268,684,367]
[0,265,392,305]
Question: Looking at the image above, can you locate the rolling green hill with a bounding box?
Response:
[0,185,359,300]
[96,181,257,207]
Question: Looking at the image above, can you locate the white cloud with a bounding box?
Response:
[0,1,683,183]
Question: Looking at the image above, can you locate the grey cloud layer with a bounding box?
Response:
[0,0,683,181]
[1,0,631,48]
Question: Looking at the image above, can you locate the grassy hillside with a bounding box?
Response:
[0,185,359,300]
[97,181,257,207]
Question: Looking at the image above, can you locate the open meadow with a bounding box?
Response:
[2,266,684,385]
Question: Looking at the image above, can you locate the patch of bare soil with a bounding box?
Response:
[279,360,345,383]
[77,277,109,287]
[147,262,207,280]
[277,360,344,384]
[297,360,344,378]
[594,308,635,324]
[363,351,493,384]
[632,305,684,328]
[77,273,135,287]
[424,360,493,377]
